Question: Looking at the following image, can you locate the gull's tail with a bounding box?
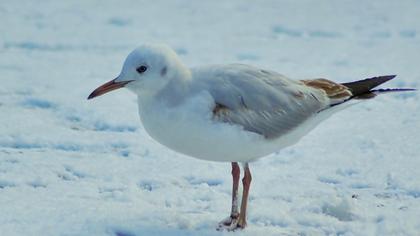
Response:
[342,75,416,99]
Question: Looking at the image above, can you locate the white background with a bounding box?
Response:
[1,1,419,235]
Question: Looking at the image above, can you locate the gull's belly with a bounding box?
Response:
[137,94,339,163]
[137,95,284,162]
[139,110,317,162]
[139,108,272,162]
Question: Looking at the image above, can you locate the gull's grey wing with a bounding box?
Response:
[212,101,322,139]
[193,64,344,139]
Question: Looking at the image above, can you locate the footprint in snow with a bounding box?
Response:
[21,97,56,109]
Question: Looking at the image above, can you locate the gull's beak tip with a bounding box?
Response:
[87,78,131,101]
[87,92,95,100]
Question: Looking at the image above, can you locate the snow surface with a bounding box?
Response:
[1,0,419,235]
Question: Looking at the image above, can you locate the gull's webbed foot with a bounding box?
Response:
[216,214,245,231]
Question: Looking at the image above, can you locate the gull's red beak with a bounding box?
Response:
[87,78,131,100]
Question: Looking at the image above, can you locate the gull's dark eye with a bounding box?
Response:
[136,65,148,74]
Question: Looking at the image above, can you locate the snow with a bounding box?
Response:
[1,0,419,235]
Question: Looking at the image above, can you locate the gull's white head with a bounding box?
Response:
[88,44,188,99]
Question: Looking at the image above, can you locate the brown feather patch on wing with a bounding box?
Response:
[301,79,353,100]
[212,102,230,117]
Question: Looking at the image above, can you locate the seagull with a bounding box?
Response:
[88,44,414,230]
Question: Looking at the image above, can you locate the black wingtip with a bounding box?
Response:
[342,75,399,97]
[384,75,397,79]
[378,75,397,82]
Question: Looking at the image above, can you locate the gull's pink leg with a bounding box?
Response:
[230,162,240,218]
[237,163,252,229]
[217,162,240,230]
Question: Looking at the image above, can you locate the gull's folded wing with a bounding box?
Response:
[199,64,333,139]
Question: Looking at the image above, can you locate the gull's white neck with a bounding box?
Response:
[138,65,192,109]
